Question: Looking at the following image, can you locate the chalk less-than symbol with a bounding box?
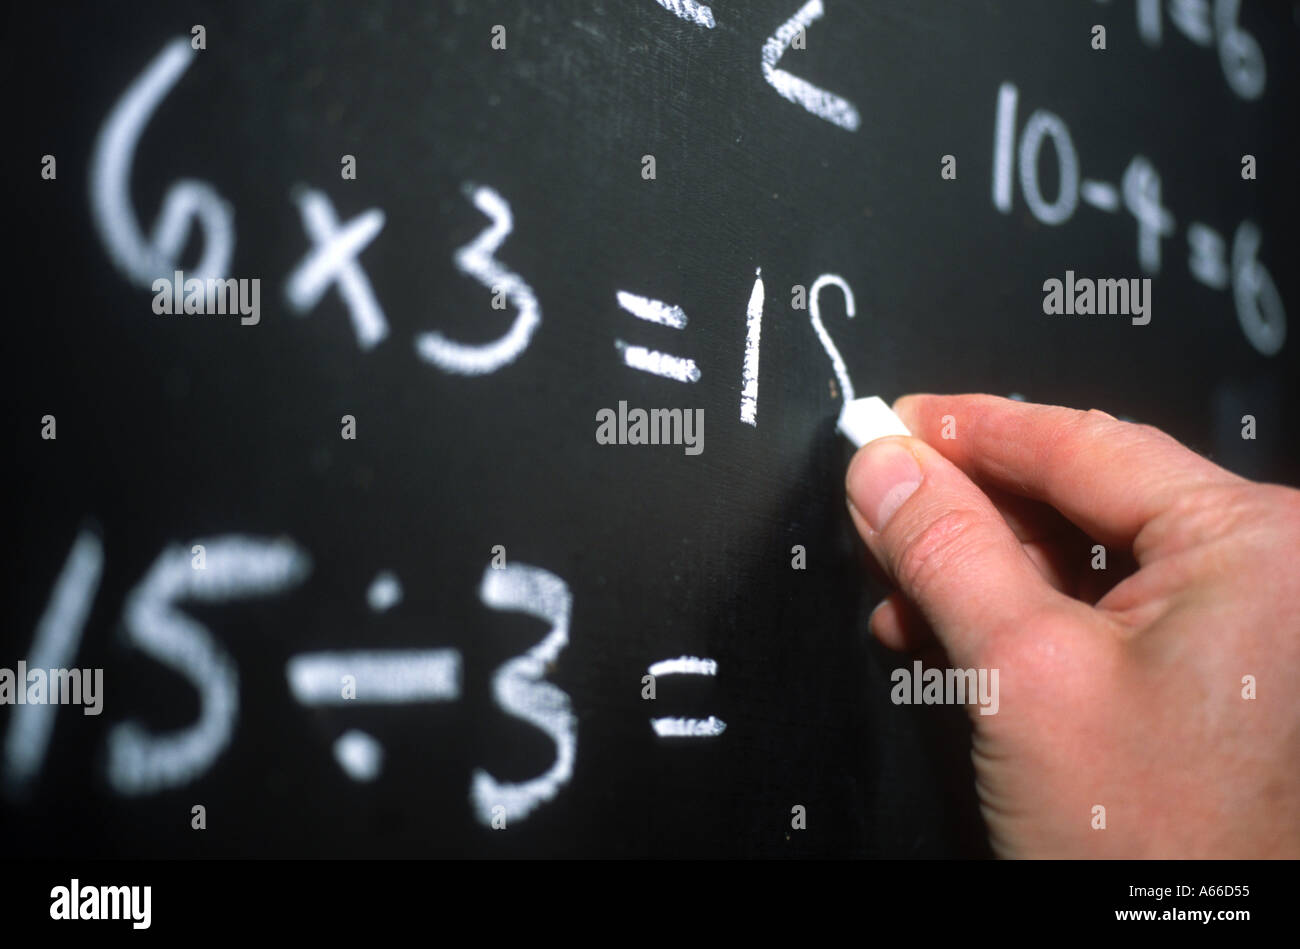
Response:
[647,656,726,737]
[762,0,861,132]
[651,0,715,30]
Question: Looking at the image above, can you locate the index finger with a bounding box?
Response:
[892,394,1243,548]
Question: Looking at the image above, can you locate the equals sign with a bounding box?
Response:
[647,655,726,737]
[614,291,701,383]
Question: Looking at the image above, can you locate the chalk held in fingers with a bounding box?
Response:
[838,396,912,447]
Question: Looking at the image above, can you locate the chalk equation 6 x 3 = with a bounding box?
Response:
[89,36,870,417]
[90,39,544,378]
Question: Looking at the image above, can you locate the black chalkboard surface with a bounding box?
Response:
[2,1,1297,858]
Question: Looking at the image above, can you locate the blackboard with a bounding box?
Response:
[3,0,1298,858]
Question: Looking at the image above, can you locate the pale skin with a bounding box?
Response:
[845,393,1300,858]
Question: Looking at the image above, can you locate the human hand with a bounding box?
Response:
[845,394,1300,858]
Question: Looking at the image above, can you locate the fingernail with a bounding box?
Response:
[846,439,922,531]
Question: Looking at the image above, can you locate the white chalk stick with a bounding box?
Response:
[837,396,911,447]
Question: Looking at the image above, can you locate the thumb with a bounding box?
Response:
[846,436,1067,666]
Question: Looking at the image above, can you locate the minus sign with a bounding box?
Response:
[1081,180,1120,213]
[651,716,727,737]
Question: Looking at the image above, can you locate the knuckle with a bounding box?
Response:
[1075,407,1120,434]
[1138,484,1243,555]
[1264,483,1300,518]
[1139,482,1299,563]
[894,507,989,602]
[1170,483,1257,533]
[1041,408,1117,474]
[1239,484,1300,542]
[1129,421,1184,454]
[1082,407,1118,427]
